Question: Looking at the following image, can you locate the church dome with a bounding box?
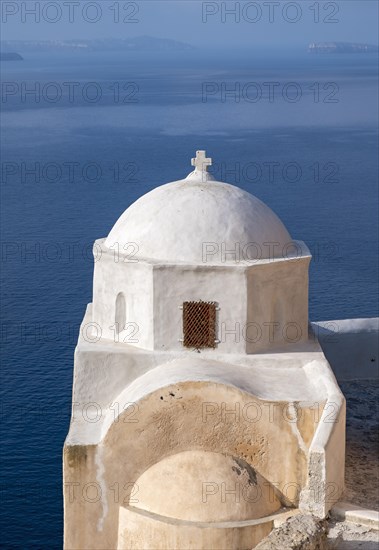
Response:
[105,151,292,263]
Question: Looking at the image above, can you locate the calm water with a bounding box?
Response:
[1,50,378,548]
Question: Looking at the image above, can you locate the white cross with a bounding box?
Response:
[191,150,212,172]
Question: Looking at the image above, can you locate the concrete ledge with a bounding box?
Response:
[312,318,379,381]
[331,501,379,530]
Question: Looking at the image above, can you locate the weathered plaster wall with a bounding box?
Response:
[68,314,331,441]
[152,264,247,353]
[246,254,310,353]
[64,381,323,550]
[92,240,154,349]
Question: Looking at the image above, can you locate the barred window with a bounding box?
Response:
[182,301,217,349]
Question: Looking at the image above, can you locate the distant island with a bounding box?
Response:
[309,42,379,53]
[0,36,194,53]
[0,52,23,61]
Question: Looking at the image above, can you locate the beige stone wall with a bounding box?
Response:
[152,264,247,353]
[92,240,154,349]
[64,381,323,549]
[246,256,310,353]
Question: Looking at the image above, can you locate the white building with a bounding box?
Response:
[64,151,345,549]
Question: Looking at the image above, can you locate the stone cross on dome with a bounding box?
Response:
[191,150,212,172]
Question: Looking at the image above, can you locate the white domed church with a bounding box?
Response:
[64,151,345,549]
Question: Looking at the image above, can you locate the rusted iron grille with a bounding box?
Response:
[182,301,216,348]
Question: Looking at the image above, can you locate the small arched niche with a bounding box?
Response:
[115,292,126,334]
[130,450,281,522]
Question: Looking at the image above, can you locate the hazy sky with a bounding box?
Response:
[1,0,378,48]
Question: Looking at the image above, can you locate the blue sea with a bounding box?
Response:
[1,49,378,548]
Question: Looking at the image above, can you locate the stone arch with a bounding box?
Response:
[102,381,303,491]
[75,378,313,548]
[64,371,323,549]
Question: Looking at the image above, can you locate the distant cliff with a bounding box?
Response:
[0,52,23,61]
[0,36,194,53]
[309,42,379,53]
